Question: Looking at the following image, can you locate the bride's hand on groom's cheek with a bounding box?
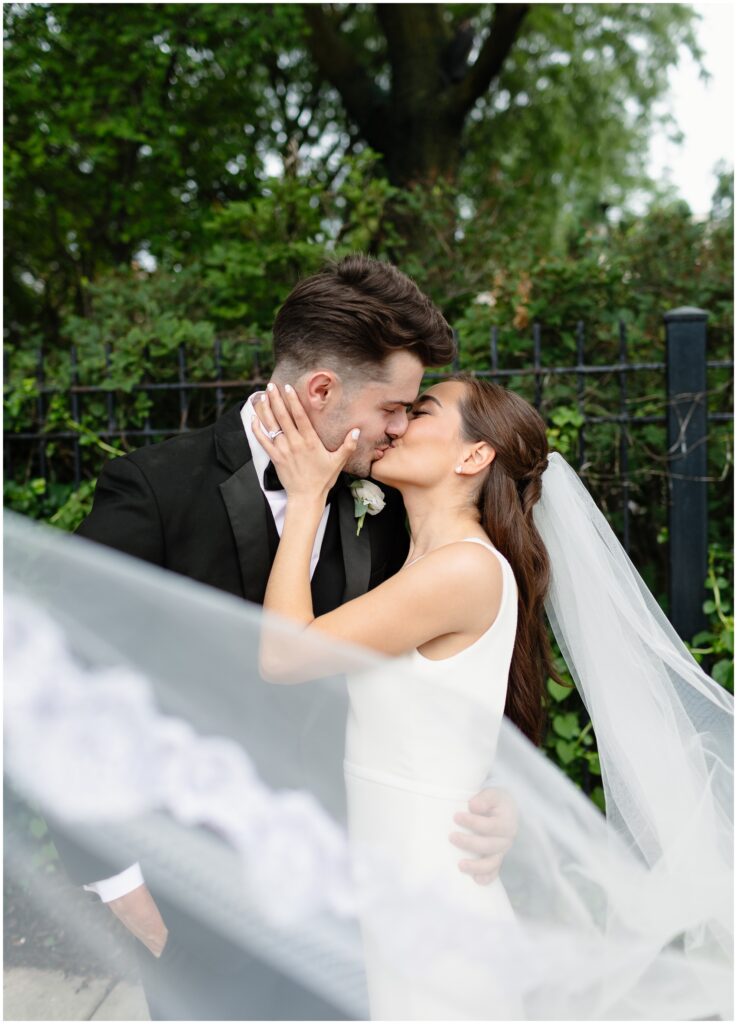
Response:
[449,787,519,886]
[254,383,359,498]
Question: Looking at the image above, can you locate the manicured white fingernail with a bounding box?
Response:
[284,383,293,393]
[260,393,268,402]
[267,382,275,391]
[352,428,360,439]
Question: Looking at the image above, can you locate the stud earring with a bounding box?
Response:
[454,465,463,474]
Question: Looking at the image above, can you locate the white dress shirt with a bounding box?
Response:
[84,392,333,901]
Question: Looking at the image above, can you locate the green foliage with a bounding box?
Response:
[5,3,707,348]
[5,789,59,874]
[459,4,703,246]
[199,151,401,332]
[546,407,586,459]
[543,655,606,812]
[4,3,308,328]
[3,476,91,525]
[689,545,734,693]
[48,480,97,532]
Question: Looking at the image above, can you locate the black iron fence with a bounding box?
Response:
[4,307,733,641]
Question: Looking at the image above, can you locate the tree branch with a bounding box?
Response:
[452,4,531,116]
[302,5,390,152]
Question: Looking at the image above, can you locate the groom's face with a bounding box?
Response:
[311,350,425,478]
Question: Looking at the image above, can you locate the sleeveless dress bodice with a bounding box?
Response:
[343,539,522,1020]
[345,538,518,795]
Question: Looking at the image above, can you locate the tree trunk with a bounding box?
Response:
[383,107,464,189]
[303,4,531,190]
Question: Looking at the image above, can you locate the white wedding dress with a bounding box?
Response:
[344,538,522,1020]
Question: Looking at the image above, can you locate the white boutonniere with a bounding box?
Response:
[349,479,386,536]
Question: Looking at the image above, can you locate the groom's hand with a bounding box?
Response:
[107,883,169,957]
[449,787,518,886]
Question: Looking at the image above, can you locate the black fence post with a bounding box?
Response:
[664,306,709,641]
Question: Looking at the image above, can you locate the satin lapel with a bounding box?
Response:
[219,458,272,605]
[338,482,371,602]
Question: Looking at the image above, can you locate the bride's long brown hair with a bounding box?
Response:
[452,373,565,745]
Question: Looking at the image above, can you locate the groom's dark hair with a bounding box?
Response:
[272,254,455,381]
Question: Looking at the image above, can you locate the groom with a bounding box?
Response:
[50,254,518,1020]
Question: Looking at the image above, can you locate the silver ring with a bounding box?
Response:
[266,428,284,441]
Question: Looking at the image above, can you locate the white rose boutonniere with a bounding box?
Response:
[349,479,386,536]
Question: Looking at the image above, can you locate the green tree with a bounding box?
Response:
[302,4,702,200]
[4,3,306,336]
[5,3,708,340]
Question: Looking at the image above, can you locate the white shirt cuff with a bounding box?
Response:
[83,862,145,902]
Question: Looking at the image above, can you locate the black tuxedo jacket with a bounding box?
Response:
[75,399,409,612]
[49,401,410,1020]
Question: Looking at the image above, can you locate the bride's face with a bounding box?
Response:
[371,381,470,488]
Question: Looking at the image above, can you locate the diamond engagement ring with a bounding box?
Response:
[265,429,284,440]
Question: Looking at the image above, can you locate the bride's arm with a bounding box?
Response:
[257,383,358,629]
[308,544,501,655]
[256,384,358,679]
[262,489,324,627]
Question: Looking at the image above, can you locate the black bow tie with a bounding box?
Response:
[263,462,345,504]
[263,460,284,491]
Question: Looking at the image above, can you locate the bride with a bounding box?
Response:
[252,371,730,1020]
[255,375,552,1017]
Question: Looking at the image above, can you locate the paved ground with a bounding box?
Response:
[4,968,149,1022]
[5,794,149,1021]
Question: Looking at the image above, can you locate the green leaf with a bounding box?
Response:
[590,786,606,813]
[42,841,59,862]
[555,739,578,765]
[712,659,733,688]
[29,817,48,840]
[553,712,580,740]
[547,678,571,702]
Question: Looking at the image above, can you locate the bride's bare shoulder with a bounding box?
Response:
[409,539,503,598]
[308,536,504,657]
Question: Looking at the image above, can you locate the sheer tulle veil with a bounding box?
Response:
[4,452,733,1019]
[533,454,732,956]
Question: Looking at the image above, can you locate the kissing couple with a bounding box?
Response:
[48,254,731,1020]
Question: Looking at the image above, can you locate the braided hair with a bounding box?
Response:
[450,374,564,745]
